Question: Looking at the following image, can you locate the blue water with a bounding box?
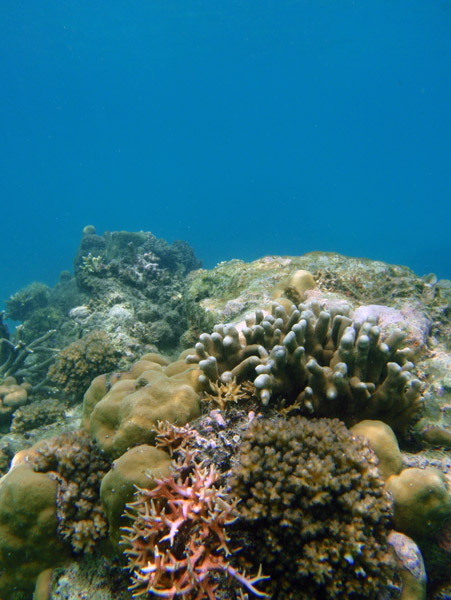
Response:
[1,0,450,309]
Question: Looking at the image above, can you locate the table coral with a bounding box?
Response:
[187,300,422,431]
[231,415,395,599]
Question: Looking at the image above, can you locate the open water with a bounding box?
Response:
[1,0,450,306]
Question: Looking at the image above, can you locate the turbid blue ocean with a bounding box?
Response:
[1,0,450,309]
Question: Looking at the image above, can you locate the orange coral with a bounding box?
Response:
[121,458,268,599]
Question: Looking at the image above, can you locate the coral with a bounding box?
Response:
[30,429,111,554]
[0,376,30,430]
[385,467,451,542]
[0,327,57,383]
[10,397,65,433]
[83,352,202,459]
[231,415,395,599]
[100,444,172,546]
[48,330,120,402]
[350,419,403,480]
[121,453,268,599]
[0,464,68,600]
[6,281,50,322]
[203,377,256,411]
[187,300,423,431]
[388,532,426,600]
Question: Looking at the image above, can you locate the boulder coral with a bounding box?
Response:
[386,467,451,542]
[0,464,68,600]
[187,300,422,431]
[0,376,30,431]
[100,444,172,546]
[83,352,202,459]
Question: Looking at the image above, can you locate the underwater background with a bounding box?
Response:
[0,0,450,307]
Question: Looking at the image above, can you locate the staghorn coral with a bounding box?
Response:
[187,300,423,431]
[121,451,268,599]
[48,330,120,402]
[231,415,395,599]
[30,429,111,554]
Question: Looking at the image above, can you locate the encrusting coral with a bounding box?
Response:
[187,300,423,431]
[121,446,268,599]
[231,415,395,599]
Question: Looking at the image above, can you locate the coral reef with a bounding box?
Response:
[121,450,268,599]
[350,419,403,481]
[47,330,120,402]
[386,468,451,542]
[231,415,395,599]
[187,300,423,431]
[30,430,112,554]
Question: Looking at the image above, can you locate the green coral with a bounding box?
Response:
[48,331,120,402]
[231,415,395,599]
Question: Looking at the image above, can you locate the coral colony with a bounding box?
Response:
[1,229,451,599]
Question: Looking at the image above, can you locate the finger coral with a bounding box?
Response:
[187,300,422,431]
[121,455,268,599]
[231,415,395,599]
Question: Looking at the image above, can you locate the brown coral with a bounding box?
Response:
[48,330,120,402]
[30,429,112,553]
[231,415,395,599]
[187,300,422,431]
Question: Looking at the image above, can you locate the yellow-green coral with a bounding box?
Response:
[83,352,202,459]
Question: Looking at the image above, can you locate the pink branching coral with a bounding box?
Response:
[121,455,268,599]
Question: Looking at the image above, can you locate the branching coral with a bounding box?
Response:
[231,415,395,599]
[202,377,256,411]
[187,300,422,431]
[30,430,111,553]
[121,452,268,599]
[0,325,57,383]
